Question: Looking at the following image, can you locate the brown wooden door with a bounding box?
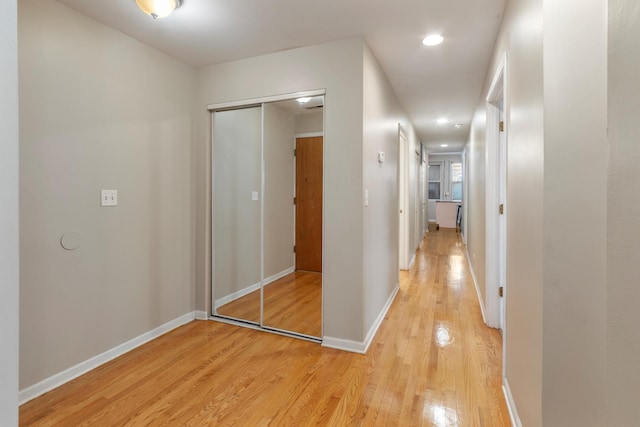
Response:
[295,136,323,272]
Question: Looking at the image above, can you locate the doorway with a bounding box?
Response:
[486,55,507,332]
[398,127,409,271]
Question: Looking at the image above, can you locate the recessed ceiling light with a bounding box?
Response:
[296,97,312,104]
[441,144,449,148]
[437,117,449,124]
[422,34,444,46]
[453,124,463,129]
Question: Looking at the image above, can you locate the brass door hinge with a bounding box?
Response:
[293,245,296,253]
[499,121,504,132]
[499,204,504,215]
[293,197,297,205]
[499,286,504,297]
[294,148,296,156]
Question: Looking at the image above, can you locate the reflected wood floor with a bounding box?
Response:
[263,271,322,337]
[20,229,510,426]
[217,271,322,337]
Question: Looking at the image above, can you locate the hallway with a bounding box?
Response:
[20,229,509,426]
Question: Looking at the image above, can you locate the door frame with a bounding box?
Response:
[398,125,409,271]
[485,54,508,332]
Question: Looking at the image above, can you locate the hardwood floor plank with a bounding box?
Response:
[20,229,510,426]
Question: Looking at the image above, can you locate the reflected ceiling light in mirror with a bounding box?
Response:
[437,117,449,124]
[134,0,183,19]
[422,34,444,46]
[453,124,463,129]
[296,97,312,104]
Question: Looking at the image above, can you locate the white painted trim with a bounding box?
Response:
[263,266,295,286]
[295,132,323,138]
[426,151,464,156]
[214,282,261,309]
[194,310,209,320]
[207,89,325,111]
[484,53,508,330]
[363,283,399,351]
[466,248,488,325]
[322,283,399,354]
[503,377,522,427]
[322,336,367,353]
[213,267,295,310]
[408,253,416,271]
[19,312,197,405]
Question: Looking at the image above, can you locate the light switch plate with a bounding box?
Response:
[251,191,259,201]
[101,189,117,206]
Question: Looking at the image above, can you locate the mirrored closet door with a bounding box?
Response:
[211,92,324,340]
[212,106,262,324]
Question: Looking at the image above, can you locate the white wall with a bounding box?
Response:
[607,0,640,423]
[196,38,366,342]
[468,0,613,424]
[295,111,323,134]
[466,108,487,300]
[362,44,421,333]
[542,0,607,424]
[466,0,544,424]
[0,0,19,423]
[264,103,295,278]
[19,0,196,389]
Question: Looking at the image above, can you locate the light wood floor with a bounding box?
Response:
[20,229,510,426]
[217,271,322,337]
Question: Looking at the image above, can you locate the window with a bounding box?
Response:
[451,162,462,201]
[428,163,441,200]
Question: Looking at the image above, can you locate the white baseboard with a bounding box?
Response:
[19,311,197,405]
[214,282,261,309]
[323,283,399,354]
[194,310,208,320]
[214,267,295,309]
[503,377,522,427]
[466,247,487,325]
[321,336,367,353]
[264,266,295,286]
[408,253,416,270]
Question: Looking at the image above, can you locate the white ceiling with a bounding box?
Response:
[56,0,505,154]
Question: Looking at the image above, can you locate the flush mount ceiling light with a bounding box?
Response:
[135,0,183,19]
[437,117,449,124]
[422,34,444,46]
[441,144,449,147]
[453,124,463,129]
[296,97,312,104]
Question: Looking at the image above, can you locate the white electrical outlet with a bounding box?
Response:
[101,190,118,207]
